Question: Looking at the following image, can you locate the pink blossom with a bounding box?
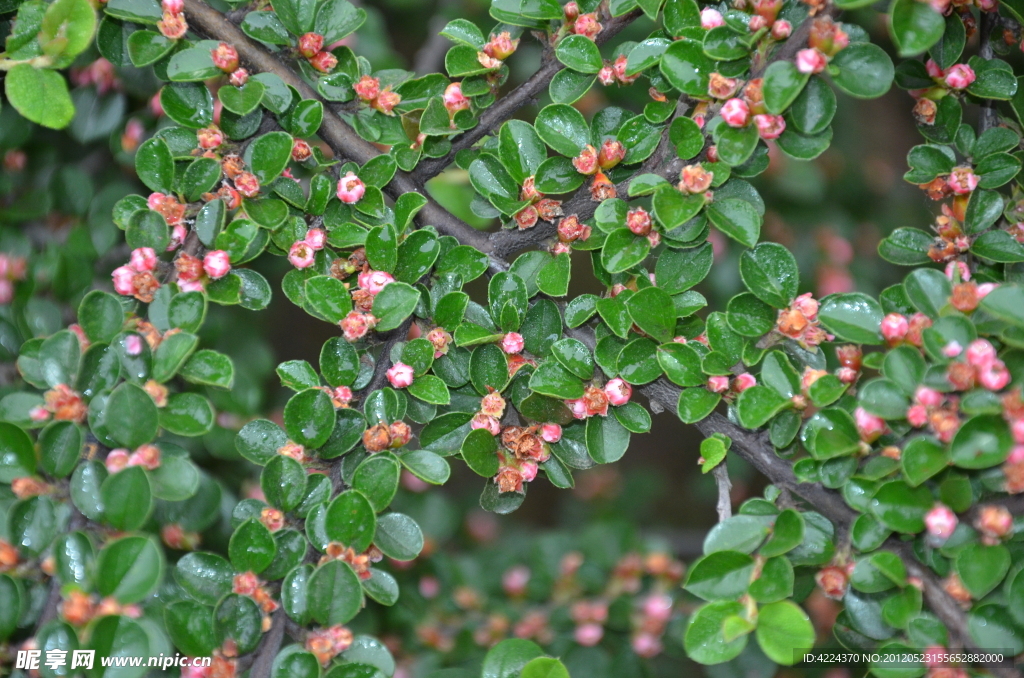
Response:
[288,241,316,269]
[771,19,792,39]
[386,362,414,388]
[179,279,205,293]
[854,407,886,442]
[966,339,997,368]
[632,633,663,659]
[124,334,144,356]
[907,404,928,427]
[305,228,326,250]
[203,250,231,279]
[720,98,750,128]
[597,65,616,86]
[29,406,50,422]
[443,82,470,115]
[947,167,979,195]
[944,64,975,90]
[795,48,827,74]
[520,461,538,483]
[926,59,944,78]
[793,292,819,320]
[943,341,963,358]
[130,247,158,272]
[169,224,187,251]
[0,279,13,305]
[501,332,525,354]
[573,13,602,39]
[502,565,531,596]
[925,504,958,541]
[161,0,182,12]
[700,7,725,29]
[914,386,944,408]
[112,266,137,296]
[1012,419,1024,445]
[1009,445,1024,464]
[733,373,757,392]
[754,113,786,139]
[979,363,1010,391]
[105,449,130,473]
[880,313,909,343]
[574,623,604,646]
[604,378,632,406]
[945,260,971,282]
[566,398,588,419]
[540,423,562,443]
[471,413,501,436]
[707,376,730,393]
[358,270,395,294]
[642,594,673,623]
[978,283,998,298]
[336,171,366,204]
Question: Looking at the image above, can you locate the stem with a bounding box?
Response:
[712,463,733,522]
[979,10,998,133]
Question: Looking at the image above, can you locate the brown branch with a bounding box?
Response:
[237,608,286,678]
[182,0,492,252]
[712,463,732,521]
[410,8,645,183]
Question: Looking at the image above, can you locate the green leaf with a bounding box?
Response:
[788,76,836,135]
[308,560,364,625]
[397,449,450,484]
[4,65,75,130]
[373,282,421,331]
[219,80,266,116]
[529,361,584,399]
[180,349,235,389]
[652,187,705,230]
[315,0,365,44]
[407,374,450,405]
[126,29,173,66]
[684,601,748,664]
[520,658,570,678]
[326,490,376,552]
[678,387,720,424]
[950,413,1011,469]
[878,227,933,266]
[135,136,174,194]
[686,550,755,600]
[229,518,277,573]
[352,454,400,511]
[96,536,163,603]
[534,104,590,156]
[957,543,1010,598]
[0,422,36,483]
[706,198,761,248]
[101,465,152,530]
[869,480,932,533]
[601,229,650,274]
[736,386,790,429]
[585,412,630,463]
[556,33,603,74]
[374,512,423,560]
[756,600,815,665]
[105,382,158,448]
[890,0,945,56]
[655,242,713,293]
[830,42,895,99]
[626,287,676,343]
[763,61,810,115]
[247,131,293,184]
[284,388,336,449]
[818,292,884,344]
[739,243,799,308]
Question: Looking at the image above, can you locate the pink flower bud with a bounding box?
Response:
[976,505,1014,540]
[793,292,819,319]
[880,313,909,343]
[966,339,997,368]
[520,460,538,483]
[914,387,944,408]
[978,282,998,298]
[748,14,768,31]
[105,449,130,473]
[540,423,562,443]
[305,228,326,250]
[203,250,231,279]
[112,266,137,296]
[854,406,886,442]
[386,362,415,388]
[947,166,979,195]
[130,247,158,272]
[632,633,663,659]
[795,48,827,74]
[708,375,730,393]
[299,33,325,59]
[211,43,239,73]
[626,207,652,236]
[501,332,525,354]
[944,64,975,90]
[158,11,188,39]
[288,240,316,269]
[945,260,971,282]
[572,144,600,175]
[357,269,395,295]
[229,68,249,87]
[563,0,579,20]
[733,373,757,392]
[292,139,313,162]
[925,504,958,541]
[502,565,531,596]
[943,341,963,358]
[836,367,857,384]
[340,311,376,342]
[162,0,183,12]
[197,125,224,149]
[979,363,1010,391]
[443,82,470,115]
[907,404,928,427]
[124,334,144,356]
[566,398,588,419]
[597,65,616,86]
[573,13,602,39]
[483,31,519,61]
[574,623,604,646]
[597,139,626,170]
[309,51,337,73]
[471,413,501,436]
[701,7,725,28]
[753,113,786,140]
[337,171,366,204]
[604,378,632,406]
[720,98,751,128]
[771,19,792,39]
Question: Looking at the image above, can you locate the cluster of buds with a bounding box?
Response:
[945,262,997,313]
[975,504,1014,544]
[815,562,853,599]
[232,571,279,621]
[471,390,507,437]
[61,590,141,626]
[551,215,592,254]
[947,339,1010,393]
[426,327,453,358]
[322,384,353,409]
[157,0,187,40]
[566,379,631,419]
[775,293,832,348]
[717,78,786,140]
[513,177,564,230]
[493,423,554,492]
[927,59,977,92]
[0,252,27,305]
[298,32,338,74]
[362,420,413,452]
[906,386,960,442]
[631,594,674,658]
[707,372,757,397]
[564,3,602,40]
[597,54,640,87]
[340,310,378,342]
[880,311,932,347]
[210,43,248,87]
[795,17,850,75]
[574,139,627,175]
[570,600,609,646]
[321,542,383,577]
[40,384,87,424]
[354,268,395,313]
[71,58,119,94]
[305,625,355,666]
[626,208,660,248]
[148,192,187,231]
[477,31,519,71]
[354,75,401,115]
[174,250,232,292]
[105,444,162,473]
[287,227,327,269]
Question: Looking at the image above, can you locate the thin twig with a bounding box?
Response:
[711,463,732,521]
[241,608,286,678]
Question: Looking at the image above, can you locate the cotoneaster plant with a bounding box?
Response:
[2,0,1024,676]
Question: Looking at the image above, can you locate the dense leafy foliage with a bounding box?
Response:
[2,0,1024,675]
